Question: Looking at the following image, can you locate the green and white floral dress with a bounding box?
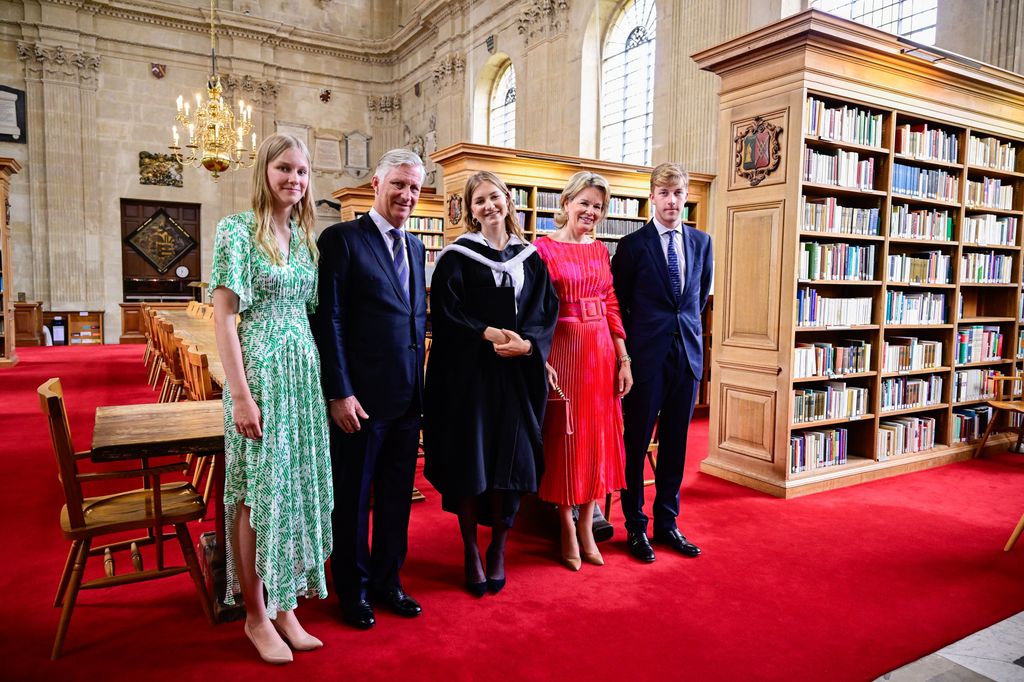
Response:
[209,210,332,615]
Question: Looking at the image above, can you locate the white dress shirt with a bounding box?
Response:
[368,207,409,293]
[654,217,686,294]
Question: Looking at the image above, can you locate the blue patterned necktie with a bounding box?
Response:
[666,230,682,296]
[390,228,409,301]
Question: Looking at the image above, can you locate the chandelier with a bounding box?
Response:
[169,0,255,179]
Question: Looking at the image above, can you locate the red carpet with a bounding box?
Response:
[2,345,1023,681]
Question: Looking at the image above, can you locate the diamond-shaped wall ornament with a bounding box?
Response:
[125,208,196,274]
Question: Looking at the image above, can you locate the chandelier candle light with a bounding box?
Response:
[169,0,256,179]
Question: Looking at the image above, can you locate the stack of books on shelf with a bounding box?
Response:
[607,197,641,216]
[792,382,869,423]
[598,218,646,237]
[419,233,444,249]
[805,96,884,146]
[796,288,873,327]
[793,340,871,378]
[962,214,1018,245]
[536,190,560,210]
[953,368,1004,402]
[799,242,876,281]
[881,337,942,372]
[895,122,959,162]
[966,178,1015,210]
[536,216,557,232]
[890,204,954,241]
[885,251,950,284]
[406,216,443,232]
[803,149,876,189]
[953,405,993,442]
[968,136,1017,171]
[800,197,880,234]
[879,375,943,412]
[878,416,936,459]
[789,428,848,474]
[511,187,530,207]
[955,325,1004,363]
[884,291,946,324]
[960,251,1013,283]
[891,163,959,201]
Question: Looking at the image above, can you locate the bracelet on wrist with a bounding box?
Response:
[618,354,632,365]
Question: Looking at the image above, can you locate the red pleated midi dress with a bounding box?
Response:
[534,236,627,506]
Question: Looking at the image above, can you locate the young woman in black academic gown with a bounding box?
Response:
[423,171,558,596]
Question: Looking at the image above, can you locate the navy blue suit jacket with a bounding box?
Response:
[611,221,713,383]
[312,213,428,421]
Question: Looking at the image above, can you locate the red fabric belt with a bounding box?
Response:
[559,296,606,321]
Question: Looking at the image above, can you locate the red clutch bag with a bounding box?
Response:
[547,382,574,435]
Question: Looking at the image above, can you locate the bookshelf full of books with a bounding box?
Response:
[696,9,1024,497]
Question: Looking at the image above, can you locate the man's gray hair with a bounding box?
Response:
[374,148,426,184]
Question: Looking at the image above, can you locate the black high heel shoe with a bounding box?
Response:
[486,576,506,594]
[464,549,487,598]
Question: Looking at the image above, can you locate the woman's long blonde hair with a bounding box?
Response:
[251,133,318,265]
[463,171,525,240]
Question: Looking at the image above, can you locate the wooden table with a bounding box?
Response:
[91,400,240,622]
[153,309,224,387]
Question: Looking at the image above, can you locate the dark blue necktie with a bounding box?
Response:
[666,230,682,296]
[390,228,409,301]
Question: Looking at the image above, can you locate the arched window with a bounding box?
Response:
[488,62,516,148]
[600,0,656,166]
[811,0,937,45]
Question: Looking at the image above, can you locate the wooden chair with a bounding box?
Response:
[186,300,201,317]
[201,304,214,321]
[1006,512,1024,552]
[157,321,187,403]
[144,307,164,389]
[971,373,1024,458]
[183,346,222,402]
[38,378,213,659]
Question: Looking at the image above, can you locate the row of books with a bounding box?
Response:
[793,340,871,378]
[966,178,1015,211]
[796,288,873,327]
[962,214,1018,246]
[803,149,876,190]
[882,337,942,372]
[878,416,936,460]
[894,122,959,164]
[880,375,943,412]
[511,187,530,207]
[792,382,869,423]
[607,196,642,217]
[960,250,1013,283]
[789,427,848,473]
[800,196,881,235]
[536,216,557,231]
[425,250,440,264]
[885,251,950,284]
[891,163,959,202]
[967,136,1017,172]
[954,405,992,442]
[597,217,647,237]
[419,234,444,249]
[952,368,1004,402]
[405,216,444,233]
[890,204,954,241]
[955,325,1004,364]
[536,190,561,210]
[884,291,946,325]
[798,242,876,281]
[805,96,885,147]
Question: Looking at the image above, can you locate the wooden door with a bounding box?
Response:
[120,200,200,301]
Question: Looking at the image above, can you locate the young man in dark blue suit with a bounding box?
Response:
[312,149,428,628]
[611,163,713,563]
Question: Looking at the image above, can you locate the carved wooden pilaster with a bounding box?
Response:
[17,42,102,309]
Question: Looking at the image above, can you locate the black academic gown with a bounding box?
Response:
[423,237,559,525]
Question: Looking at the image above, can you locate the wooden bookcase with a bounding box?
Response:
[694,10,1024,497]
[430,143,715,411]
[331,186,446,268]
[0,158,21,368]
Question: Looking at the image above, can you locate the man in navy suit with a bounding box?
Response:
[611,162,713,563]
[312,149,428,628]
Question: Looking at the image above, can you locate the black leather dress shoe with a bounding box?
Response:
[371,587,422,618]
[341,599,375,629]
[653,528,701,557]
[627,531,656,562]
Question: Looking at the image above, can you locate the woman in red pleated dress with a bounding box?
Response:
[534,171,633,570]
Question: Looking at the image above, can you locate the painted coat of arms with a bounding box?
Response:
[447,193,463,226]
[734,116,783,186]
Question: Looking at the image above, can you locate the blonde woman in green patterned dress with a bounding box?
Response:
[210,133,332,665]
